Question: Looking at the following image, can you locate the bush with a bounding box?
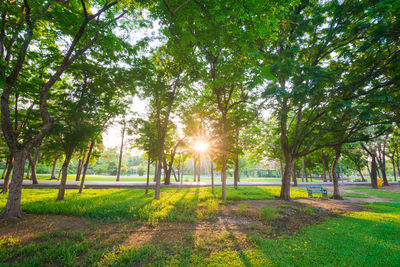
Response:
[137,165,145,176]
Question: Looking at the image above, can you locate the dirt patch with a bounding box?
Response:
[0,198,357,254]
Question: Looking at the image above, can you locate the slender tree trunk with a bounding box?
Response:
[145,157,150,195]
[0,150,28,219]
[366,160,371,178]
[280,154,295,201]
[234,153,239,189]
[57,149,73,201]
[292,159,297,186]
[279,156,284,178]
[211,157,214,194]
[57,167,62,181]
[302,158,306,182]
[153,160,158,182]
[50,155,59,180]
[76,151,85,181]
[197,153,201,182]
[116,120,126,182]
[377,151,389,186]
[193,157,197,182]
[392,157,397,181]
[1,156,13,194]
[180,156,184,184]
[396,149,400,179]
[221,156,227,201]
[309,169,313,182]
[25,162,31,180]
[172,168,178,182]
[331,146,343,200]
[79,140,95,194]
[163,157,171,185]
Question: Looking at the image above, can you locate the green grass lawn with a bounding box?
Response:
[0,186,308,222]
[348,187,400,202]
[0,187,399,266]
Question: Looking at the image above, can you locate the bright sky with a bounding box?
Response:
[102,96,148,155]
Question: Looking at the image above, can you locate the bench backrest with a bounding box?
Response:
[306,185,323,190]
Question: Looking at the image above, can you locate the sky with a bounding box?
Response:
[102,96,148,155]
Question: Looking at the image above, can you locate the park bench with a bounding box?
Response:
[306,185,328,198]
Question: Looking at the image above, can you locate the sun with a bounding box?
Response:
[193,140,209,152]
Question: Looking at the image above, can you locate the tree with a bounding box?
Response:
[0,0,135,218]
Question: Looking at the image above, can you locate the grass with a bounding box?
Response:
[258,206,278,222]
[0,186,308,222]
[341,192,370,198]
[349,187,400,202]
[1,187,400,266]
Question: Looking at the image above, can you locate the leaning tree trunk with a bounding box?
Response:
[234,153,239,189]
[57,149,73,201]
[377,160,389,186]
[331,146,343,200]
[145,157,150,195]
[50,155,59,180]
[280,154,295,201]
[211,157,214,194]
[292,159,297,186]
[1,156,13,194]
[116,120,126,182]
[0,150,28,219]
[357,168,366,182]
[79,140,95,194]
[392,157,397,182]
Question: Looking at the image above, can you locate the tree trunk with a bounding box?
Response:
[57,149,73,201]
[301,158,306,182]
[280,154,295,201]
[357,168,366,182]
[1,156,13,194]
[28,154,38,185]
[221,156,227,201]
[79,140,95,194]
[234,153,239,189]
[211,157,214,194]
[145,157,150,194]
[279,156,284,178]
[180,156,184,184]
[153,160,158,182]
[116,120,126,182]
[396,149,400,180]
[377,143,389,186]
[163,157,171,185]
[392,156,397,182]
[197,154,201,182]
[50,155,59,180]
[76,151,85,181]
[0,150,28,219]
[292,159,297,186]
[154,156,162,200]
[370,156,378,189]
[25,162,31,180]
[193,157,197,182]
[331,146,343,200]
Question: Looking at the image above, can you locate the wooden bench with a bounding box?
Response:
[306,185,328,198]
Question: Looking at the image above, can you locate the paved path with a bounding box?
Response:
[0,180,398,189]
